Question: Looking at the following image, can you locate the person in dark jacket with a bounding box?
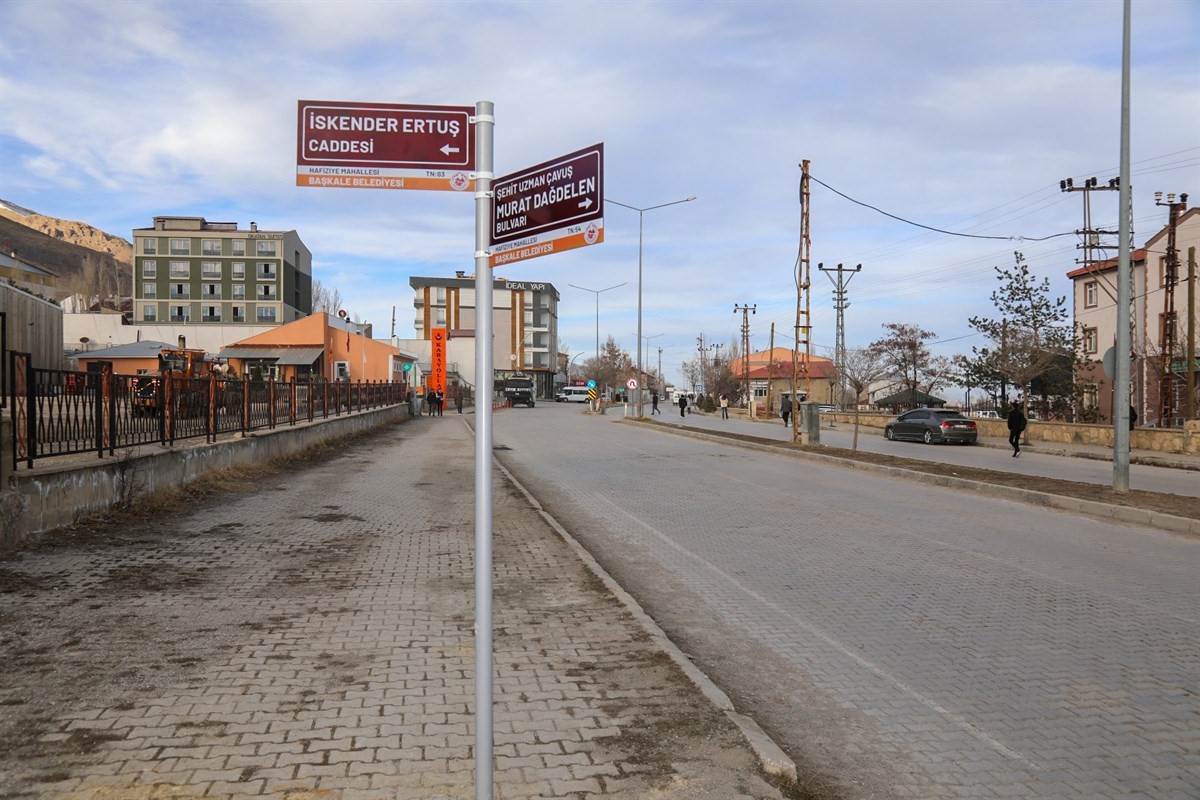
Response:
[678,394,688,418]
[1007,400,1027,457]
[780,394,792,427]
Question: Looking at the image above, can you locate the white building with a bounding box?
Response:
[1069,203,1199,425]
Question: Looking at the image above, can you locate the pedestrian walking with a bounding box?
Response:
[426,388,437,416]
[455,387,464,414]
[651,392,660,415]
[1007,400,1026,457]
[678,393,688,418]
[407,390,417,418]
[780,394,792,427]
[1129,404,1137,431]
[720,394,729,420]
[436,389,445,416]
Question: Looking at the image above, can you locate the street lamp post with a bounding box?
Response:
[607,195,696,416]
[569,282,626,377]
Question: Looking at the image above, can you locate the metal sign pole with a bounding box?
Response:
[472,100,496,800]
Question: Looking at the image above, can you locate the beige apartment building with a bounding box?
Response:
[132,216,312,328]
[1070,204,1199,425]
[409,273,560,398]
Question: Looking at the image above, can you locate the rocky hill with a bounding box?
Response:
[0,201,132,302]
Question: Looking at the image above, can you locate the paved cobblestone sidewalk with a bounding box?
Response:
[0,418,789,800]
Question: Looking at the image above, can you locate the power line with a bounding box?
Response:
[810,174,1078,242]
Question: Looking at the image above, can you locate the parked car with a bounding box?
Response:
[884,409,978,445]
[971,410,1000,419]
[817,404,836,413]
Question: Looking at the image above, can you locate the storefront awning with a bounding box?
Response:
[274,347,325,365]
[218,346,325,365]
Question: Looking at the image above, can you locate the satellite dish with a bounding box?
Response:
[338,309,348,319]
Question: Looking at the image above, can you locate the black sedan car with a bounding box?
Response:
[884,409,978,445]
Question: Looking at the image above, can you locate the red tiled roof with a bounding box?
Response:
[1066,247,1146,280]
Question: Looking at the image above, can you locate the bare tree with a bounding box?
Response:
[312,280,344,315]
[839,347,889,451]
[869,322,937,399]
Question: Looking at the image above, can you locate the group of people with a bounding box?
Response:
[405,387,464,417]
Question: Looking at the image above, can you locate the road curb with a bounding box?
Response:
[491,455,800,784]
[637,420,1200,538]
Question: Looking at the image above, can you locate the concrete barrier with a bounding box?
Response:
[1,405,409,549]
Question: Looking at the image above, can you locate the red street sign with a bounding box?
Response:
[489,143,604,266]
[296,100,475,192]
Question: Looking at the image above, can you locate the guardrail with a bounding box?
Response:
[7,352,407,470]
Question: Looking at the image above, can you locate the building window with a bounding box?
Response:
[170,283,190,299]
[256,262,276,279]
[232,305,245,322]
[434,308,446,325]
[170,305,190,323]
[202,306,221,322]
[256,240,277,256]
[201,261,221,278]
[169,238,190,256]
[202,239,222,256]
[142,260,157,278]
[232,284,245,300]
[1159,311,1178,345]
[1082,327,1098,355]
[142,304,157,322]
[231,239,246,256]
[232,261,245,279]
[169,261,189,278]
[1084,281,1098,308]
[1082,383,1099,410]
[258,284,277,300]
[141,239,157,255]
[203,283,221,299]
[256,306,277,322]
[142,282,157,298]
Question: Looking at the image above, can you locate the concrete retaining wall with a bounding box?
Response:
[1,406,409,549]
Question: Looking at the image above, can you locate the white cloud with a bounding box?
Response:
[1,0,1197,383]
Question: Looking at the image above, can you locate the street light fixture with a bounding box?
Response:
[606,195,697,416]
[568,281,626,381]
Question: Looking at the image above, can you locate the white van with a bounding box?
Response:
[557,386,591,403]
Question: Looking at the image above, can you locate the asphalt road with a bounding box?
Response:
[493,403,1200,800]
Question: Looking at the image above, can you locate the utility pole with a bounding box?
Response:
[391,305,396,338]
[657,346,665,396]
[766,322,775,418]
[819,262,861,410]
[792,160,813,442]
[1188,247,1197,421]
[1154,192,1188,426]
[696,334,706,394]
[734,304,756,408]
[1061,177,1121,300]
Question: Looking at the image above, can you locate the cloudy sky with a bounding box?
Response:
[2,0,1198,385]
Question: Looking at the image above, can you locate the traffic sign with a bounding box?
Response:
[401,362,413,372]
[489,143,604,266]
[586,379,597,389]
[296,100,475,192]
[626,378,638,390]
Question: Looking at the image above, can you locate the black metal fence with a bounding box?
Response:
[7,352,408,470]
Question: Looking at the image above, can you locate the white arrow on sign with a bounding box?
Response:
[441,144,460,156]
[579,197,593,210]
